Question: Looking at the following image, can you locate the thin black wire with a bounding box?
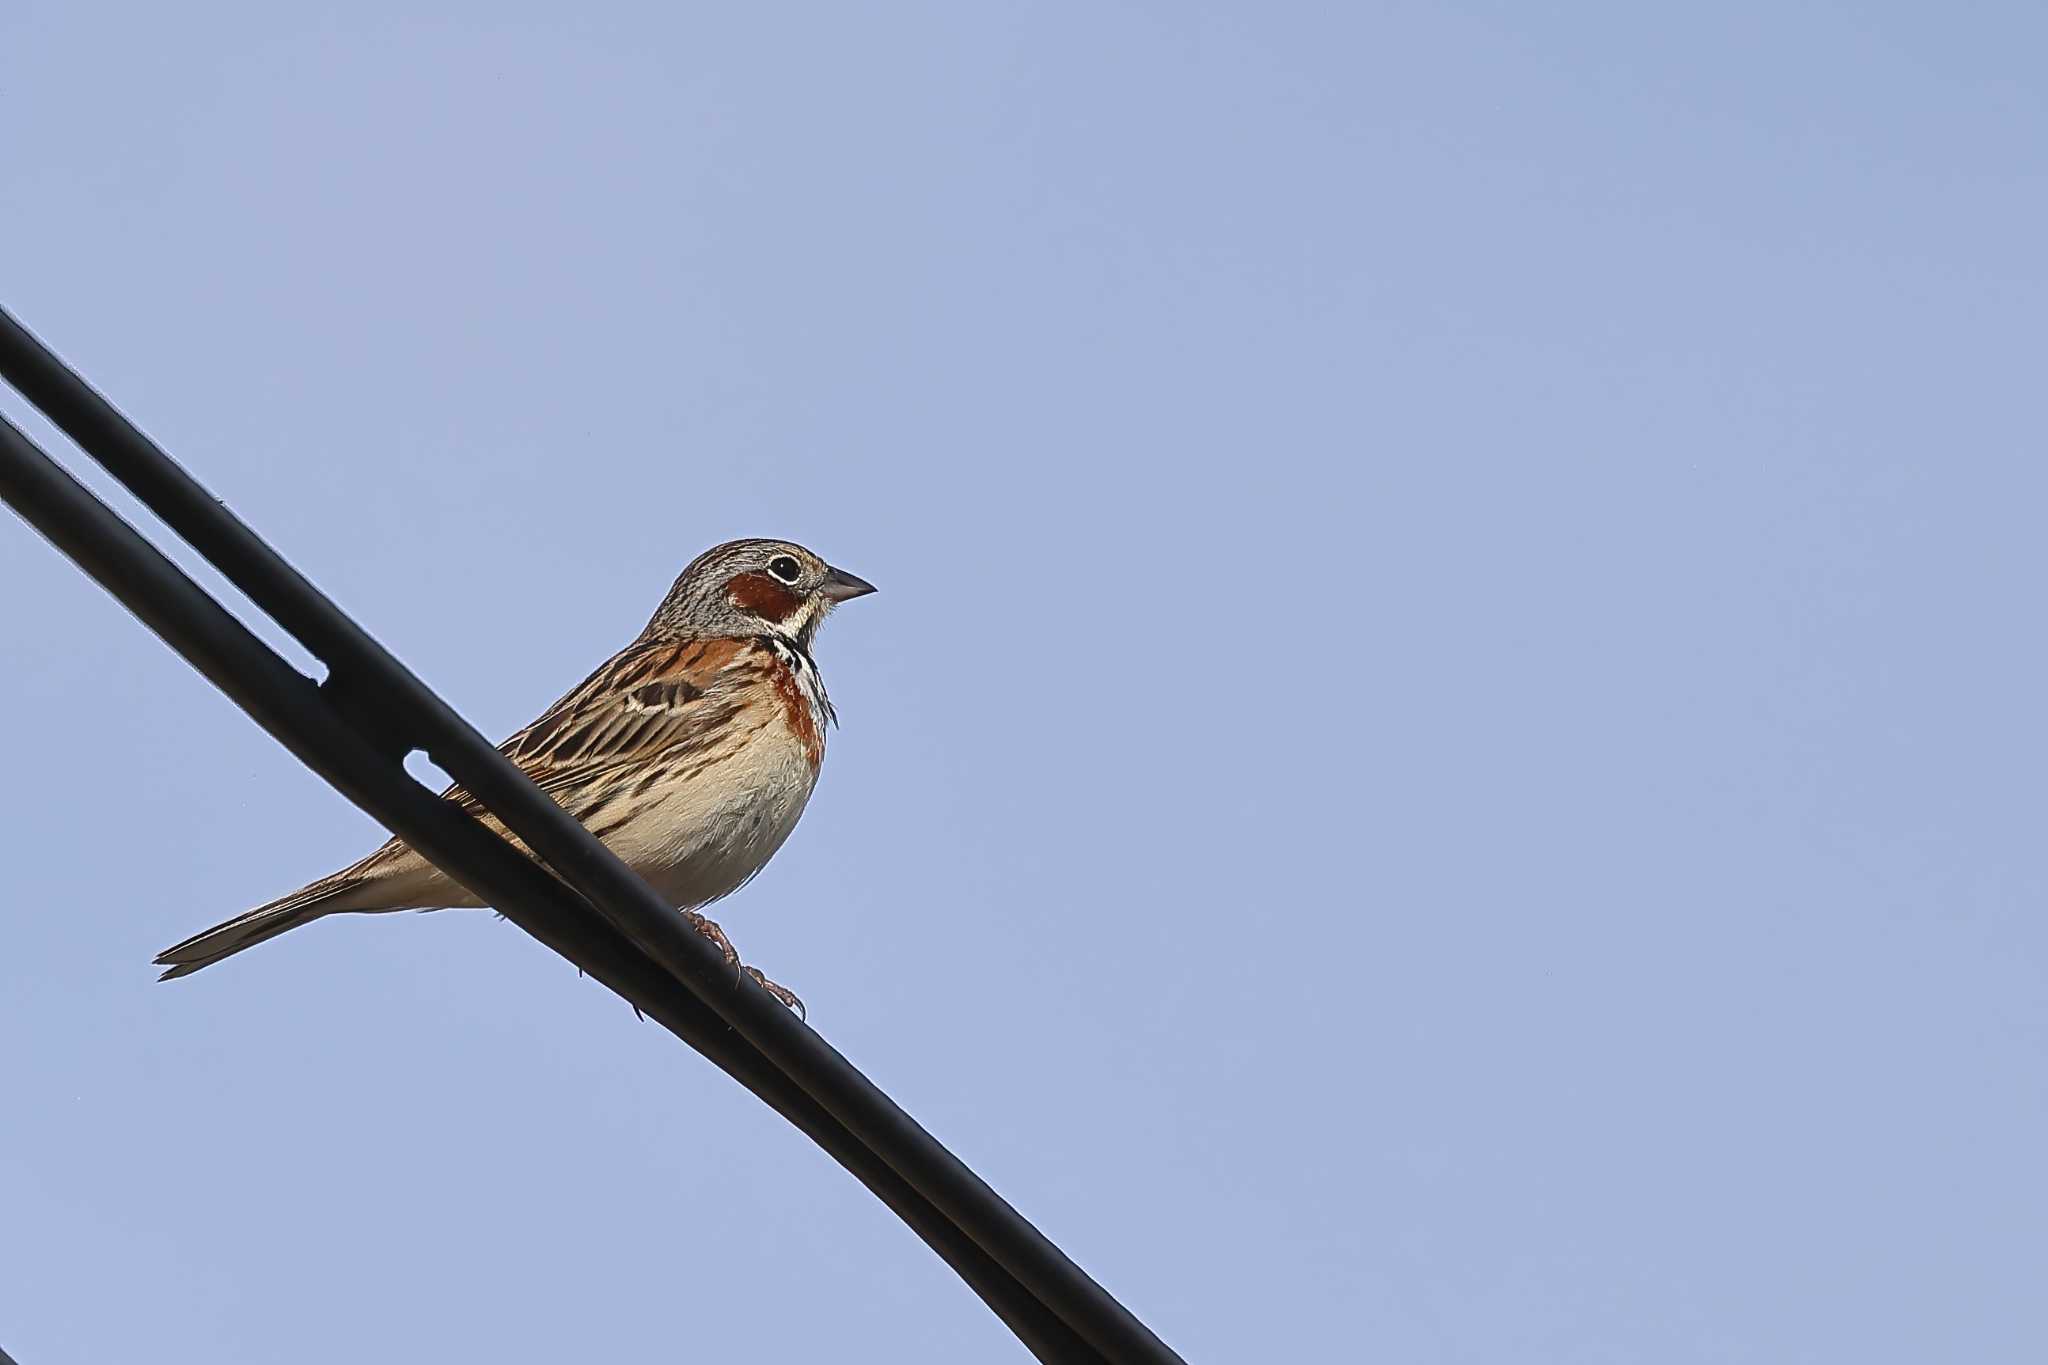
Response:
[0,305,1179,1365]
[0,412,1108,1365]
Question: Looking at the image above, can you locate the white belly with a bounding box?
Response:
[606,727,821,909]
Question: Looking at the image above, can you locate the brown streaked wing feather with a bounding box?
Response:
[408,636,753,825]
[346,636,766,877]
[498,637,754,792]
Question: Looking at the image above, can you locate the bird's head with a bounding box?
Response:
[644,538,876,648]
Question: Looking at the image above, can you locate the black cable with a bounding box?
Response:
[0,411,1110,1364]
[0,305,1180,1365]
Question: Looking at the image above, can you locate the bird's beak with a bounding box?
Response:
[820,566,878,603]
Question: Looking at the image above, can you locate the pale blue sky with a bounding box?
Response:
[4,3,2045,1361]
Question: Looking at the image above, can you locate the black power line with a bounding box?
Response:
[0,413,1101,1362]
[0,307,1182,1365]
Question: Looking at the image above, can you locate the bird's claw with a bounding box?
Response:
[745,965,806,1020]
[683,910,741,966]
[684,910,804,1019]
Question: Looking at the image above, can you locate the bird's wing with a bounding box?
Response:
[493,635,758,798]
[365,635,759,857]
[335,636,768,883]
[503,638,753,777]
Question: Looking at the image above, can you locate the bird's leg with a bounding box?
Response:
[682,909,740,967]
[682,911,803,1015]
[681,911,804,1019]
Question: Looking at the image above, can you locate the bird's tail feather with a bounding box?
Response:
[154,878,367,980]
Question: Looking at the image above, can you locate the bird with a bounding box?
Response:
[154,537,875,1007]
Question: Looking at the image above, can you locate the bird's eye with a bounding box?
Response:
[767,555,803,584]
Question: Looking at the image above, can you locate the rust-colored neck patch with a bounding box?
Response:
[761,645,825,767]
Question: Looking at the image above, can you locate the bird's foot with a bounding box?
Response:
[683,911,805,1019]
[745,965,806,1021]
[683,910,740,966]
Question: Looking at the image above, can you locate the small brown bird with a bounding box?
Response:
[155,538,875,1001]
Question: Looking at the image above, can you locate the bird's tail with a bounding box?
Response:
[154,877,368,980]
